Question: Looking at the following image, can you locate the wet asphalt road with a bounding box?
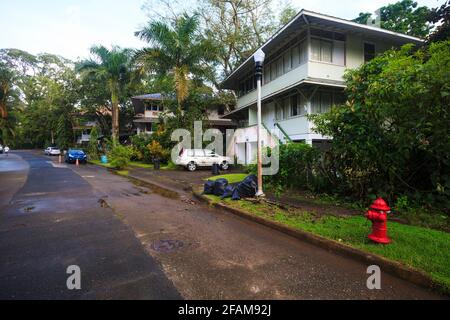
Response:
[0,151,181,299]
[0,151,445,300]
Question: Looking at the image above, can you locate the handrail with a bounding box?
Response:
[275,123,293,143]
[262,122,283,145]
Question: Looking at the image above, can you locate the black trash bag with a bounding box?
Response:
[232,174,258,200]
[203,180,215,195]
[214,178,229,196]
[221,184,235,199]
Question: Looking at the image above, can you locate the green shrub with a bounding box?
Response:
[254,143,323,194]
[130,134,153,163]
[87,126,100,160]
[108,142,133,170]
[147,140,170,162]
[311,41,450,209]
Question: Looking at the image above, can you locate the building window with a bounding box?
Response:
[276,58,283,78]
[264,65,270,84]
[152,105,158,111]
[311,38,333,63]
[240,36,309,90]
[311,91,345,114]
[291,45,300,68]
[290,94,299,117]
[321,92,332,113]
[364,43,376,63]
[218,105,225,116]
[283,50,292,73]
[238,73,257,97]
[270,63,276,81]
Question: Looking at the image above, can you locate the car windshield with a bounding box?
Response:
[70,150,85,155]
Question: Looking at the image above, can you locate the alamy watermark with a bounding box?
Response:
[170,121,279,176]
[66,265,81,290]
[366,265,381,290]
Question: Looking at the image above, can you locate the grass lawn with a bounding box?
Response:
[90,159,177,171]
[116,170,129,176]
[205,194,450,293]
[129,161,154,169]
[206,173,248,184]
[88,159,112,168]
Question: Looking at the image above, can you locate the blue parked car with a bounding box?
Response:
[65,149,87,164]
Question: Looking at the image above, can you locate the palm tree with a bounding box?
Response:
[77,46,134,140]
[134,14,216,107]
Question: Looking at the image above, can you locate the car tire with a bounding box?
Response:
[220,161,230,171]
[187,162,197,172]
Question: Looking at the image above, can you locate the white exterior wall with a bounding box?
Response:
[144,110,161,119]
[236,34,397,110]
[226,125,279,165]
[230,26,408,163]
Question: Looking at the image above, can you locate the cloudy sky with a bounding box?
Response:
[0,0,444,61]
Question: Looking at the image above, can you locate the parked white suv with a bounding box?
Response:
[44,147,61,156]
[176,149,232,172]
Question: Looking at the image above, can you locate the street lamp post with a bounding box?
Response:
[254,49,265,197]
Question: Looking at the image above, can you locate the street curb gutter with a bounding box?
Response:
[193,190,447,295]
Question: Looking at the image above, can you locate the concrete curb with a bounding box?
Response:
[193,190,448,296]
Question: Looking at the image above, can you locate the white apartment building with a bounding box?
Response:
[221,10,423,164]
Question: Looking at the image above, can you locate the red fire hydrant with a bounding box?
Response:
[366,197,391,244]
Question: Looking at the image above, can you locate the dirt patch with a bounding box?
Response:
[266,192,361,217]
[123,175,180,200]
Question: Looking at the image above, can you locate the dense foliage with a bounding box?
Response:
[311,41,450,208]
[249,144,322,195]
[353,0,434,38]
[107,141,133,170]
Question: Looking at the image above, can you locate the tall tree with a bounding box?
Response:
[198,0,277,77]
[77,46,134,140]
[427,1,450,43]
[134,14,217,107]
[0,50,79,148]
[354,0,433,38]
[0,62,14,119]
[0,62,17,145]
[278,2,298,26]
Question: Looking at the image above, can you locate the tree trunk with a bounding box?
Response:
[0,102,7,119]
[0,85,8,119]
[111,91,119,141]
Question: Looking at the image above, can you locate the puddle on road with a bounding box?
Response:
[120,174,180,200]
[98,199,110,208]
[150,239,184,253]
[23,206,35,213]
